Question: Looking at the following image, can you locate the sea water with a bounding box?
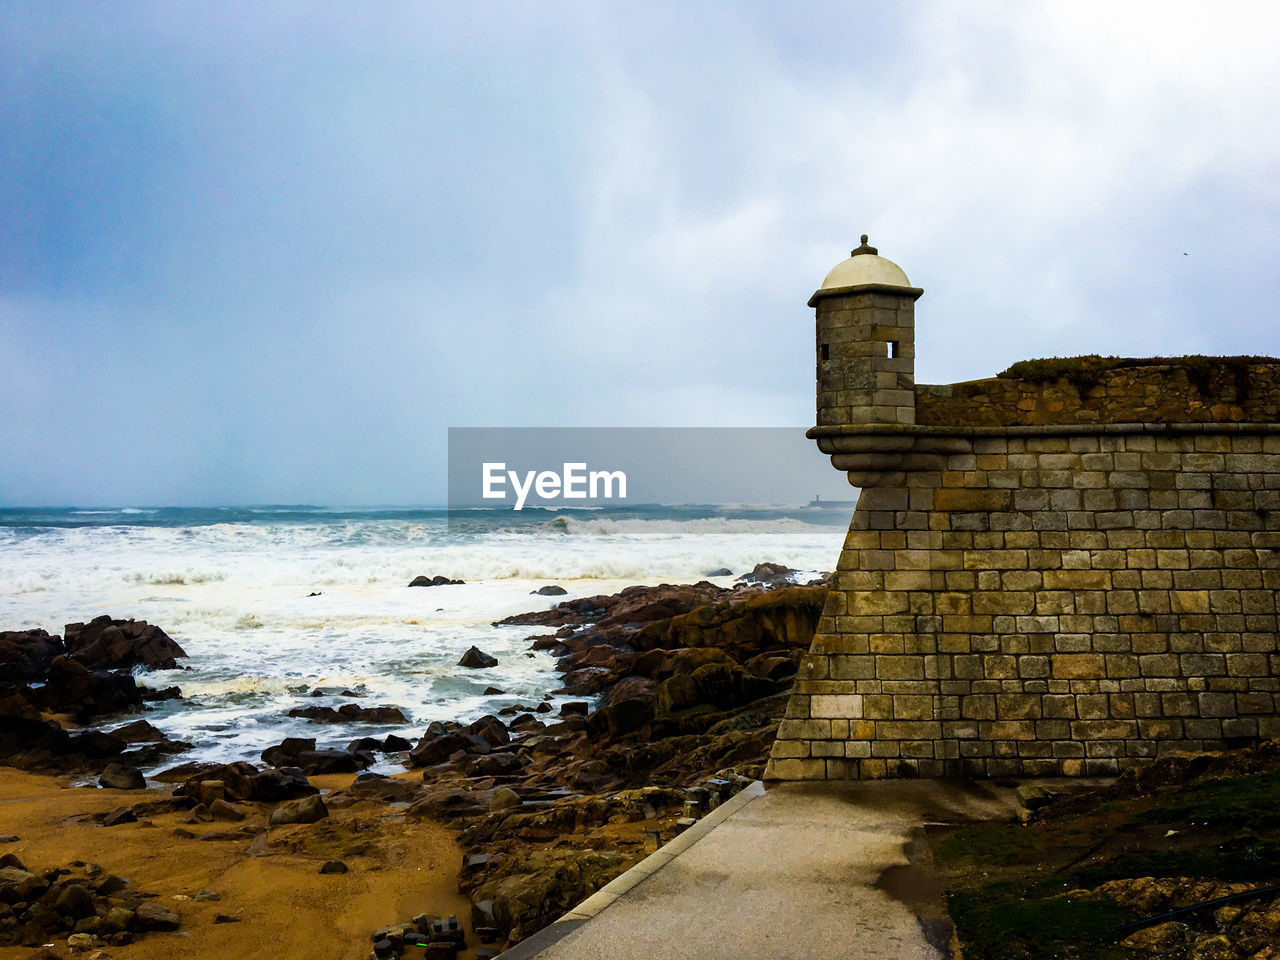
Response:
[0,505,848,771]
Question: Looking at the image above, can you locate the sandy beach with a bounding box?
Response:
[0,769,471,960]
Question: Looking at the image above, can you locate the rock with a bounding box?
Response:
[559,701,589,717]
[138,684,182,701]
[53,883,96,919]
[63,616,187,671]
[208,799,245,821]
[706,567,733,577]
[458,646,498,669]
[214,913,240,923]
[66,931,99,951]
[269,794,328,826]
[107,719,166,743]
[260,736,316,767]
[286,704,408,724]
[319,860,348,875]
[101,806,137,827]
[133,901,180,931]
[103,906,135,932]
[489,788,521,812]
[382,733,412,752]
[295,749,362,775]
[0,834,17,843]
[736,562,793,584]
[466,753,524,777]
[98,762,145,790]
[532,585,568,596]
[409,575,464,587]
[194,888,220,902]
[408,732,467,767]
[0,628,64,682]
[482,686,506,695]
[535,702,552,713]
[587,697,654,738]
[345,776,420,803]
[467,715,510,747]
[36,657,144,723]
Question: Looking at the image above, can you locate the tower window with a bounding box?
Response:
[888,340,900,359]
[820,343,829,361]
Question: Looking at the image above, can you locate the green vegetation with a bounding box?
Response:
[946,884,1133,960]
[996,354,1276,397]
[931,750,1280,960]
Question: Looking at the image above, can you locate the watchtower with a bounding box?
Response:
[811,235,922,426]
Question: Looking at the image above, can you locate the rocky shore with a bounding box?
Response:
[0,567,829,957]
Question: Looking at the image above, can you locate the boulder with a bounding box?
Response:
[587,697,654,738]
[63,616,187,671]
[735,562,793,584]
[319,860,348,874]
[466,715,510,747]
[706,568,733,577]
[489,788,521,812]
[408,575,464,587]
[532,585,568,596]
[39,657,143,722]
[408,732,467,767]
[458,647,498,669]
[0,629,63,683]
[53,883,96,919]
[287,704,408,724]
[108,719,166,743]
[296,749,362,775]
[261,736,316,767]
[209,799,246,821]
[134,901,180,931]
[269,794,328,826]
[98,762,145,790]
[380,733,411,752]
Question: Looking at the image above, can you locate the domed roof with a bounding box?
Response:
[810,236,921,306]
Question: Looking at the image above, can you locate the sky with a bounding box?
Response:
[2,1,1278,506]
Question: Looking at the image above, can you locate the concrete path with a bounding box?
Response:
[501,779,1024,960]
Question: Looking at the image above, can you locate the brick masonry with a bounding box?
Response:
[765,424,1280,780]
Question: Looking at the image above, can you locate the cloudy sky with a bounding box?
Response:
[2,1,1278,506]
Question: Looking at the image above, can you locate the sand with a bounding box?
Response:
[0,768,473,960]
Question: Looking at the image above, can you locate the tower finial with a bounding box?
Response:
[851,234,877,256]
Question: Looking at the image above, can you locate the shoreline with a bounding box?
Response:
[2,567,828,954]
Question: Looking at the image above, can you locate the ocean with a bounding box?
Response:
[0,505,848,772]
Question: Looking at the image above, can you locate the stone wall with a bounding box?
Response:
[917,358,1280,428]
[765,425,1280,780]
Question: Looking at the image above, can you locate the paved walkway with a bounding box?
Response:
[501,779,1024,960]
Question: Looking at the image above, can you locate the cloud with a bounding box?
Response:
[1,1,1277,504]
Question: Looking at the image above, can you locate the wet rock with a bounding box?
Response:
[586,697,654,738]
[345,776,420,803]
[735,562,793,584]
[268,794,328,826]
[559,701,589,717]
[138,684,182,701]
[467,715,510,747]
[296,749,363,775]
[260,736,316,767]
[0,629,63,683]
[532,585,567,596]
[706,567,733,577]
[98,762,145,790]
[287,704,408,724]
[382,733,412,752]
[318,860,348,875]
[408,732,467,767]
[63,616,187,672]
[409,575,464,587]
[107,719,166,744]
[458,647,498,669]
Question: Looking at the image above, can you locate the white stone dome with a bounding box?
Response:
[817,235,912,291]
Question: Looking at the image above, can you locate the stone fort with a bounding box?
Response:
[765,237,1280,780]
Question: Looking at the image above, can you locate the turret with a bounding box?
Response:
[810,236,922,426]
